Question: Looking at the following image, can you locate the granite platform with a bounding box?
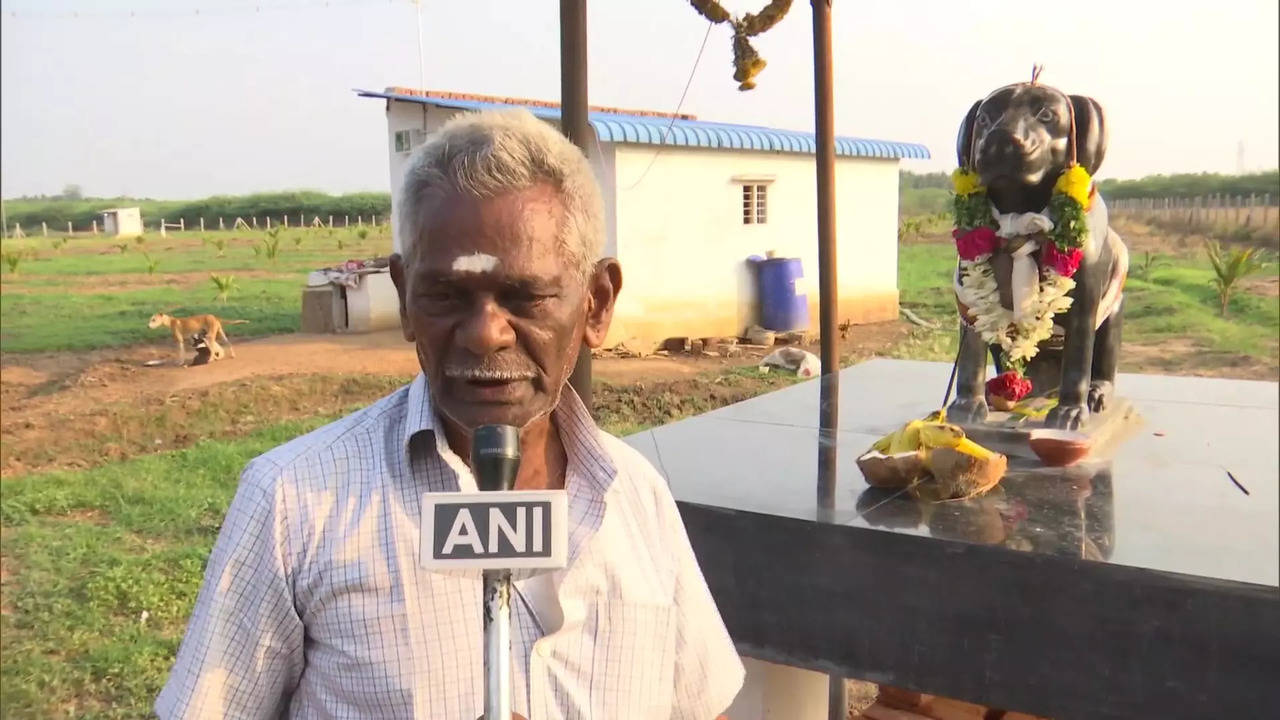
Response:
[625,358,1280,719]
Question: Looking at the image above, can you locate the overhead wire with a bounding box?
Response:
[618,19,714,192]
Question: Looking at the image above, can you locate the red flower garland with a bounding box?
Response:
[986,370,1032,403]
[1042,242,1083,279]
[953,226,999,262]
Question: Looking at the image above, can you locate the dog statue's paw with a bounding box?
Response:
[947,395,989,424]
[1088,380,1114,414]
[1046,403,1088,430]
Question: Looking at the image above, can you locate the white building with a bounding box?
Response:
[101,207,143,237]
[357,87,930,349]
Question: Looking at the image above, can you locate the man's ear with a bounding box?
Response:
[582,258,622,349]
[388,253,415,343]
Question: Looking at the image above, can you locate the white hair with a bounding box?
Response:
[397,107,605,282]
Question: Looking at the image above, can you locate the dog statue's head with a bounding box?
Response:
[956,82,1107,213]
[147,313,170,329]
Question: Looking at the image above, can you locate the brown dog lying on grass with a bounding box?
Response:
[147,312,246,366]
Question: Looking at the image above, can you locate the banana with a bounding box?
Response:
[918,422,966,449]
[1010,396,1057,419]
[871,410,963,456]
[952,437,997,461]
[871,431,894,453]
[888,420,924,454]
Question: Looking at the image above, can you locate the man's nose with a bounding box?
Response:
[457,297,516,355]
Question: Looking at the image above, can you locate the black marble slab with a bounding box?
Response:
[625,359,1280,718]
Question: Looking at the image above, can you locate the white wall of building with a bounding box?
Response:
[608,145,900,345]
[385,100,617,258]
[381,99,902,348]
[385,100,431,255]
[103,207,143,237]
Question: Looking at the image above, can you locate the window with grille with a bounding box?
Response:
[394,129,427,153]
[742,183,768,224]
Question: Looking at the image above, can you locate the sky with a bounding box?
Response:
[1,0,1277,199]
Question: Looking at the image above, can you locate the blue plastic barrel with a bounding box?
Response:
[756,257,810,331]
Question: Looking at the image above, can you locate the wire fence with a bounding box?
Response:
[2,213,389,239]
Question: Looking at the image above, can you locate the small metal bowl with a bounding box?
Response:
[1028,429,1092,467]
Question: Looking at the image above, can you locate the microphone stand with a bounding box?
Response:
[472,425,521,720]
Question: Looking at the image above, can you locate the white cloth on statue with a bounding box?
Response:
[993,208,1055,323]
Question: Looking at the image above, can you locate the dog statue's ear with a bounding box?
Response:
[1069,95,1108,175]
[955,100,982,168]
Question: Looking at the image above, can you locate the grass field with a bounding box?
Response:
[0,226,389,352]
[0,416,337,718]
[893,221,1280,372]
[1,212,1276,717]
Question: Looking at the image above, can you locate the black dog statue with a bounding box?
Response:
[947,77,1129,430]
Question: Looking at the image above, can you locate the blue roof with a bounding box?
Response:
[355,88,930,161]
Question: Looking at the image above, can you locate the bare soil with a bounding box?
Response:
[1121,338,1277,380]
[3,317,1273,479]
[0,323,908,477]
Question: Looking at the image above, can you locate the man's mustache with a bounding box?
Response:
[443,356,537,381]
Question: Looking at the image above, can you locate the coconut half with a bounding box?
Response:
[856,449,926,488]
[926,447,1009,499]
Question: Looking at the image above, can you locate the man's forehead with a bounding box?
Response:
[414,186,568,276]
[413,246,568,286]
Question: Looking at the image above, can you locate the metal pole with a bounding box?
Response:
[560,0,593,413]
[812,0,839,511]
[482,568,513,720]
[414,0,426,89]
[813,5,844,718]
[473,425,520,720]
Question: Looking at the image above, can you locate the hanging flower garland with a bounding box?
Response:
[688,0,793,90]
[951,164,1093,406]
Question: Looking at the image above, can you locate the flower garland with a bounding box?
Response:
[951,164,1093,405]
[688,0,793,90]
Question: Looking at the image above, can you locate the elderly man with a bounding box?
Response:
[156,108,745,719]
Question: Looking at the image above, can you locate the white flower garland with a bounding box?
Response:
[958,254,1075,365]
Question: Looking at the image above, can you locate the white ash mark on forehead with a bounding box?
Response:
[452,253,500,274]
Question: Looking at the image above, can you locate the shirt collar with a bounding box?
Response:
[402,372,437,453]
[401,372,617,498]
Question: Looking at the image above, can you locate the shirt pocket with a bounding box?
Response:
[587,597,677,718]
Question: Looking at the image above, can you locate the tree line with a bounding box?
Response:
[4,170,1277,229]
[2,191,392,230]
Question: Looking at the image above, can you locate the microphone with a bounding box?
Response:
[472,424,520,493]
[472,424,520,720]
[420,423,563,717]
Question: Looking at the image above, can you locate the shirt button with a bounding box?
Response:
[536,643,552,659]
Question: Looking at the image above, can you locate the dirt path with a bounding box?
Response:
[3,319,1272,479]
[0,329,749,410]
[0,324,908,477]
[0,326,896,428]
